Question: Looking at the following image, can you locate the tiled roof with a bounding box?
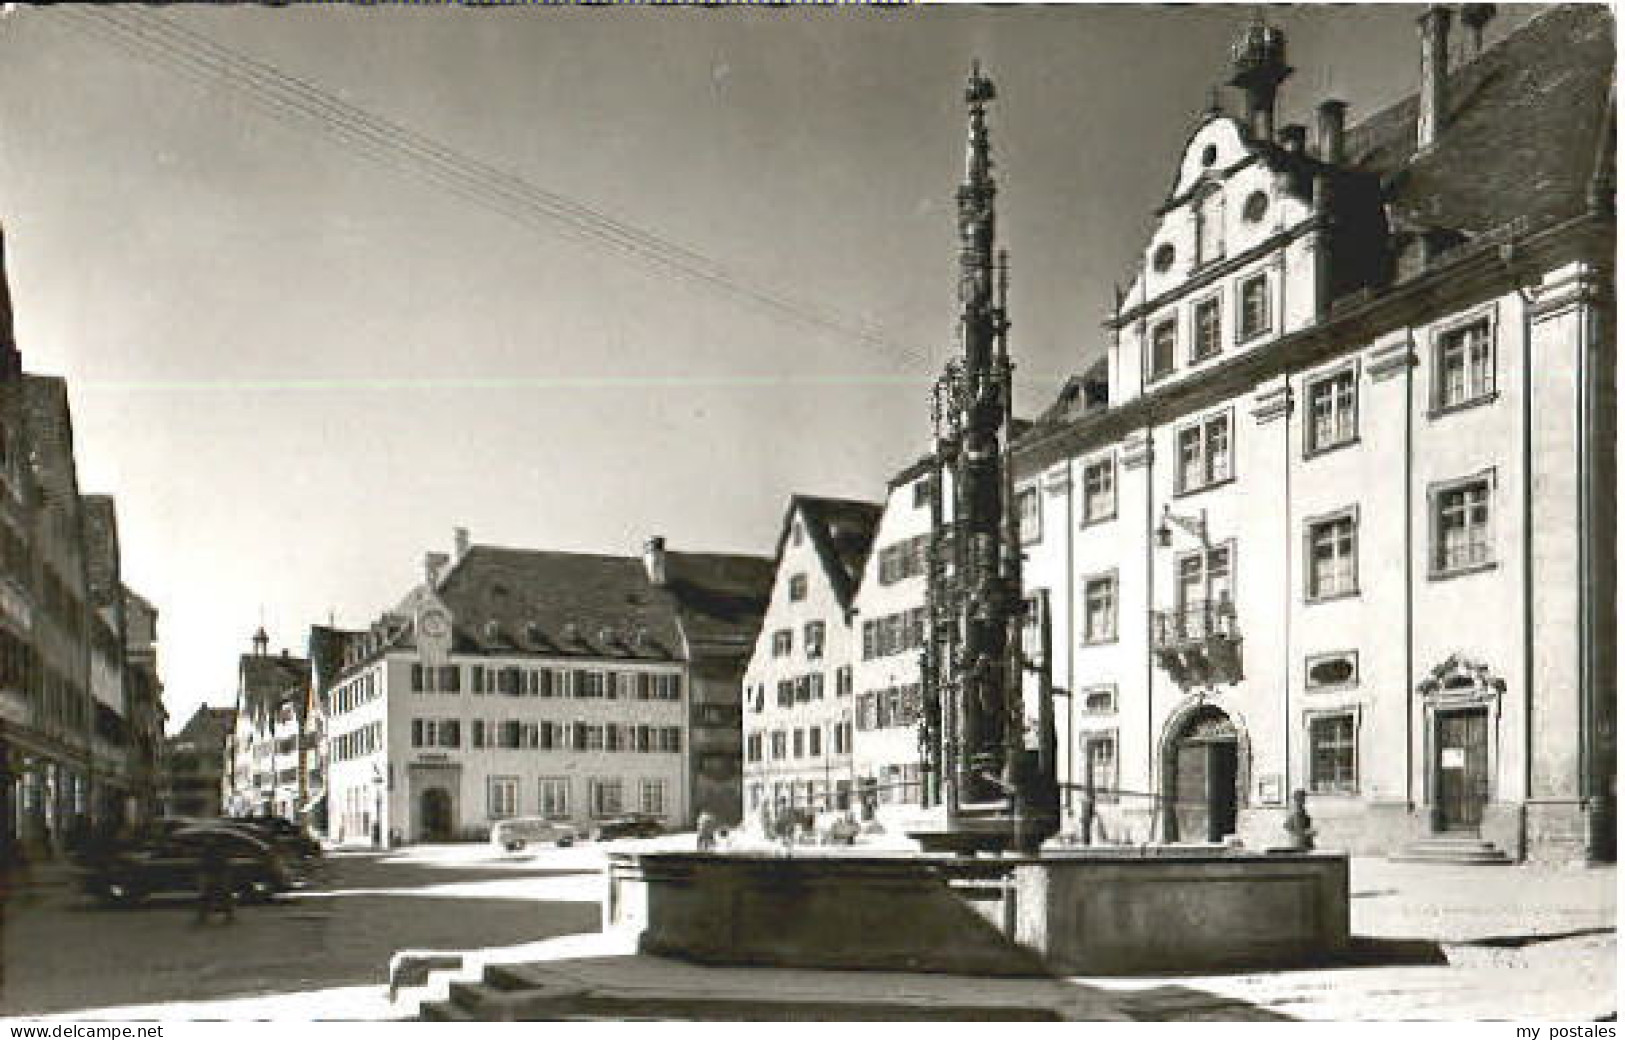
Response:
[239,652,308,719]
[780,495,883,610]
[172,704,235,746]
[425,542,771,662]
[1344,5,1614,240]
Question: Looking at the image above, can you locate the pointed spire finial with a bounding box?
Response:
[966,59,996,105]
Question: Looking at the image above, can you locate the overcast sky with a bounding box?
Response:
[0,3,1537,729]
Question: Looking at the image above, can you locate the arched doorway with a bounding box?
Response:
[420,787,454,842]
[1165,705,1241,843]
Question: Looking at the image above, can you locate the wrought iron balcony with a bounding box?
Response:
[1150,600,1243,689]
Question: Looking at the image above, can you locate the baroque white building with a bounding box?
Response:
[324,530,770,845]
[1013,5,1614,862]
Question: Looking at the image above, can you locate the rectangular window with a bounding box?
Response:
[772,630,793,657]
[1239,273,1270,341]
[540,777,570,819]
[640,779,665,817]
[912,478,930,508]
[589,778,624,818]
[1082,456,1116,524]
[1436,318,1495,410]
[809,726,822,758]
[1017,486,1041,545]
[1176,544,1234,612]
[472,666,487,695]
[804,621,825,660]
[472,720,488,749]
[1193,296,1222,361]
[411,719,425,748]
[499,720,523,749]
[1432,477,1493,575]
[440,720,461,748]
[581,724,605,752]
[792,729,805,759]
[440,666,461,693]
[1150,318,1177,379]
[770,731,787,760]
[1083,574,1117,644]
[1307,512,1358,600]
[1083,733,1118,801]
[659,727,682,753]
[411,664,425,693]
[788,574,808,602]
[1309,714,1357,794]
[1082,686,1117,714]
[1307,368,1358,453]
[488,776,520,820]
[1175,411,1232,493]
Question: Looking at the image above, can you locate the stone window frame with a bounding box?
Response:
[487,774,521,820]
[1303,504,1361,603]
[1235,269,1273,344]
[1147,314,1179,382]
[1303,706,1362,797]
[1427,468,1498,581]
[1080,569,1119,646]
[1172,406,1235,496]
[1305,650,1360,693]
[1016,483,1043,546]
[1428,303,1499,418]
[1079,450,1118,527]
[1080,727,1120,803]
[1190,290,1224,363]
[1303,359,1361,458]
[1080,683,1118,715]
[539,775,571,820]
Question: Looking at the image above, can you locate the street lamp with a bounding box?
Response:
[1155,505,1209,549]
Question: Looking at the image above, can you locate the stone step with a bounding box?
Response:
[1390,848,1513,865]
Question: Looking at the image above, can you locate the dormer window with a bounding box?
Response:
[1200,144,1218,167]
[1152,243,1175,273]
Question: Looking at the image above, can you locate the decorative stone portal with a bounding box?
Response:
[1161,703,1248,843]
[606,850,1350,977]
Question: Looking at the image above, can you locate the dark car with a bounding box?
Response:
[74,825,296,907]
[590,814,665,841]
[232,815,323,862]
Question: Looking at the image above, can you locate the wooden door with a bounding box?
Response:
[1436,709,1489,831]
[1172,740,1209,842]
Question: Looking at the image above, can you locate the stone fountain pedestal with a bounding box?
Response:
[605,847,1349,977]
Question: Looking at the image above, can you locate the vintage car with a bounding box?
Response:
[590,814,665,841]
[231,815,324,862]
[74,824,298,907]
[490,817,576,852]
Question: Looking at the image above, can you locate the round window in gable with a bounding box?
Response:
[1243,191,1270,223]
[1201,144,1218,167]
[1152,243,1175,272]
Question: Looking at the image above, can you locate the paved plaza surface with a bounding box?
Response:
[0,840,1614,1021]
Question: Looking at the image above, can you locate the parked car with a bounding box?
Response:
[590,814,665,841]
[74,825,297,907]
[490,817,576,852]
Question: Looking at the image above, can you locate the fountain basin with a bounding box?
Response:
[605,847,1349,976]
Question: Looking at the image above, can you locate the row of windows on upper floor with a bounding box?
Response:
[1018,315,1500,545]
[746,666,854,712]
[407,663,681,702]
[745,721,852,763]
[407,718,682,754]
[769,620,826,660]
[1059,469,1497,648]
[1146,270,1274,382]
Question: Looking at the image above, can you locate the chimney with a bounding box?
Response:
[1461,4,1496,57]
[643,536,668,587]
[424,551,450,587]
[1277,124,1307,156]
[453,527,470,560]
[1314,100,1347,164]
[1417,6,1452,151]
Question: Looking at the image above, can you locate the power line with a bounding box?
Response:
[52,5,936,370]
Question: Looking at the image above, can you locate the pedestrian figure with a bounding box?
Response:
[1282,789,1316,852]
[695,812,718,852]
[195,837,236,924]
